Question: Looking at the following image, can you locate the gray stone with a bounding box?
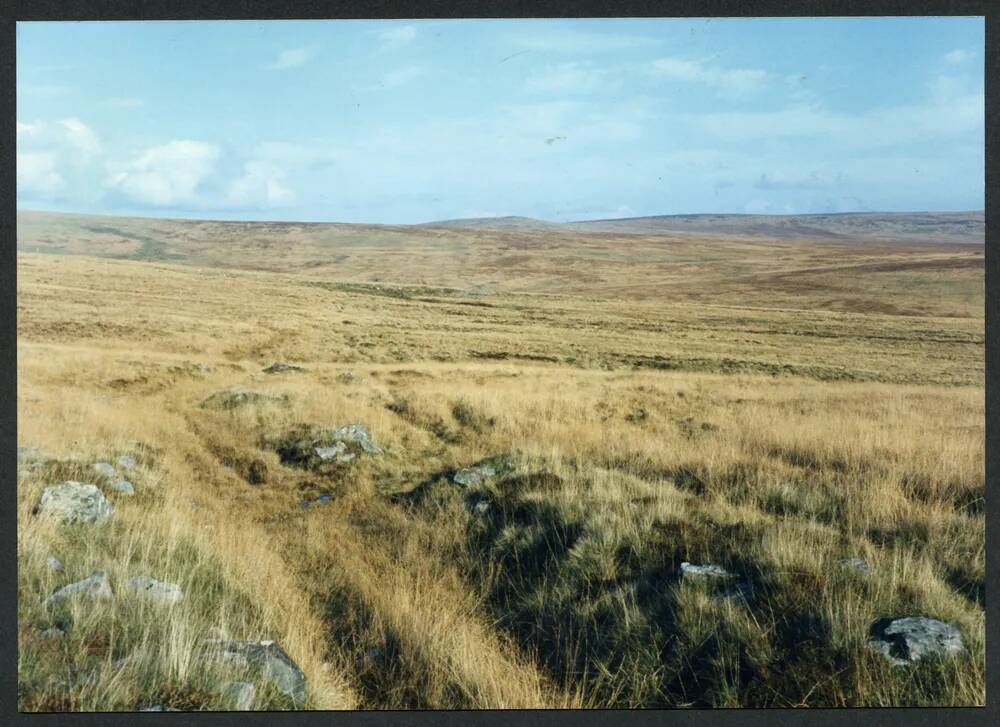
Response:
[202,387,285,411]
[117,455,138,471]
[41,627,65,639]
[205,640,306,707]
[141,705,181,712]
[472,500,491,515]
[839,557,872,574]
[453,453,516,488]
[45,570,113,606]
[337,372,361,383]
[110,480,135,495]
[678,562,734,580]
[37,482,114,525]
[454,464,497,488]
[125,575,184,605]
[314,443,355,463]
[46,555,65,572]
[867,617,965,666]
[262,362,306,374]
[92,462,118,479]
[218,681,256,710]
[278,424,382,468]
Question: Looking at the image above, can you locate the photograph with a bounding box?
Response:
[15,15,985,711]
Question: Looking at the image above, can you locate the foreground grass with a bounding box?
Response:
[17,252,984,709]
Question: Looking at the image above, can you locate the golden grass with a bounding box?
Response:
[17,248,984,709]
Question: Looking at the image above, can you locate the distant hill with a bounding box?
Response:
[424,211,984,245]
[419,216,562,231]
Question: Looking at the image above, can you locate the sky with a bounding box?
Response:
[16,17,985,224]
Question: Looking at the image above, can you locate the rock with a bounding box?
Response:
[92,462,118,479]
[472,500,490,515]
[337,371,361,383]
[45,571,113,606]
[117,455,137,470]
[125,575,184,605]
[678,562,734,580]
[205,640,306,707]
[141,705,181,712]
[262,362,306,374]
[37,482,114,525]
[453,452,516,488]
[218,681,256,710]
[18,446,50,464]
[277,424,383,468]
[40,627,65,639]
[46,555,65,573]
[300,493,334,509]
[839,557,872,574]
[201,387,285,411]
[867,617,965,666]
[314,442,354,463]
[110,480,135,495]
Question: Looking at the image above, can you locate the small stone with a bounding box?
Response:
[678,562,734,580]
[124,575,184,605]
[110,480,135,495]
[37,482,114,525]
[40,627,65,639]
[141,705,181,712]
[46,555,65,572]
[452,453,516,488]
[117,455,137,470]
[204,640,306,707]
[92,462,118,479]
[867,616,966,666]
[337,372,361,383]
[839,557,872,574]
[262,362,306,374]
[219,681,256,710]
[472,500,490,515]
[314,443,347,461]
[45,571,113,606]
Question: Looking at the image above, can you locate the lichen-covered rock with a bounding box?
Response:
[453,452,516,488]
[678,562,734,580]
[218,681,256,710]
[277,424,383,469]
[46,555,65,572]
[125,575,184,605]
[201,387,285,411]
[92,462,118,479]
[37,482,114,525]
[205,639,306,707]
[839,557,871,574]
[45,571,113,606]
[867,617,965,666]
[111,480,135,495]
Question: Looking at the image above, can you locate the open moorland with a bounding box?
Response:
[16,210,984,710]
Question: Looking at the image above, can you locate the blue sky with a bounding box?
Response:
[16,17,984,223]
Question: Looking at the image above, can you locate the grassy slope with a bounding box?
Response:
[16,218,984,710]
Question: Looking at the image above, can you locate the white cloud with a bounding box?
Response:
[17,118,102,200]
[104,140,220,206]
[18,151,64,195]
[267,46,315,70]
[226,160,294,208]
[650,57,769,96]
[525,62,610,94]
[377,25,418,52]
[944,49,975,65]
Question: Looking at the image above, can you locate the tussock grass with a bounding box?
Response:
[17,252,983,709]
